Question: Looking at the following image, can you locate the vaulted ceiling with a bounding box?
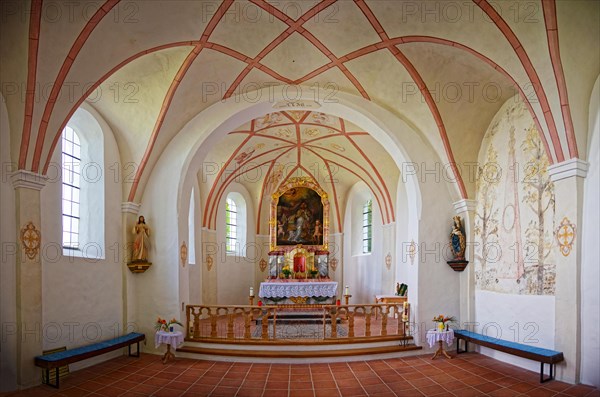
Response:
[1,0,598,207]
[202,110,398,232]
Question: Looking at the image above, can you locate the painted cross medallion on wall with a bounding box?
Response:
[556,217,576,257]
[20,222,41,260]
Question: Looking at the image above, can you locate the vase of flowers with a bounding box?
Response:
[432,315,456,332]
[155,317,183,332]
[281,265,292,279]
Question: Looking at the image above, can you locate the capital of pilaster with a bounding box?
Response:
[453,199,477,214]
[10,170,48,190]
[121,202,141,214]
[548,158,588,182]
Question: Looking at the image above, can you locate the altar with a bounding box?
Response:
[259,279,338,305]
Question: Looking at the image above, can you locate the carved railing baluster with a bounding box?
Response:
[226,311,234,340]
[330,308,337,338]
[261,308,269,339]
[210,308,217,338]
[348,309,355,338]
[381,305,388,336]
[365,307,372,337]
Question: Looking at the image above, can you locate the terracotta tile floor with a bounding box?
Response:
[5,353,599,397]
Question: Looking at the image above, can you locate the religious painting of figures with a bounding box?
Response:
[276,187,324,246]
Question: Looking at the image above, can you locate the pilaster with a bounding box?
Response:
[10,171,47,387]
[548,159,588,383]
[453,199,477,327]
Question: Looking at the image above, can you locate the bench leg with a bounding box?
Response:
[44,367,59,388]
[540,362,554,383]
[128,341,141,357]
[456,339,468,354]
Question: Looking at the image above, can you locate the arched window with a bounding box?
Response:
[62,126,81,250]
[59,107,107,259]
[225,197,238,253]
[362,199,372,253]
[188,189,196,264]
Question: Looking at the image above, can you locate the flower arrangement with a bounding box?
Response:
[155,317,183,332]
[432,315,455,324]
[281,265,292,278]
[433,315,456,331]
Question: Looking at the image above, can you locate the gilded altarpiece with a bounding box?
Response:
[268,177,330,278]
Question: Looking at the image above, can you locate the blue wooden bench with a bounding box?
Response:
[454,330,563,383]
[34,332,145,388]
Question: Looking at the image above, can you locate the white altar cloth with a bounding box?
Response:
[154,331,184,349]
[259,281,338,298]
[426,329,454,348]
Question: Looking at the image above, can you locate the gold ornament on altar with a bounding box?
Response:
[20,221,41,260]
[259,258,267,272]
[180,242,187,267]
[290,296,308,304]
[556,217,576,257]
[206,254,214,271]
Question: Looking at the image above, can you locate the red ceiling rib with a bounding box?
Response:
[207,110,395,230]
[17,0,43,170]
[475,0,565,163]
[203,133,255,227]
[224,0,369,100]
[128,0,235,202]
[305,144,390,224]
[209,146,296,228]
[31,0,120,172]
[256,160,277,234]
[42,41,197,174]
[326,159,387,225]
[355,0,467,200]
[542,0,578,159]
[323,159,343,232]
[127,45,203,202]
[31,0,565,211]
[340,118,395,223]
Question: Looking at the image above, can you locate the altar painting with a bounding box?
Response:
[270,177,329,251]
[276,187,323,246]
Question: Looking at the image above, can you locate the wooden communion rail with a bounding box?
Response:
[185,304,412,344]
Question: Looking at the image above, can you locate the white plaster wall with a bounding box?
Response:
[0,94,18,391]
[40,106,125,370]
[396,172,420,331]
[215,182,256,305]
[475,290,556,373]
[413,153,459,347]
[343,182,384,304]
[580,76,600,387]
[187,183,202,306]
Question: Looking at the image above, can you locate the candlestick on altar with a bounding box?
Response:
[344,285,349,295]
[249,296,255,306]
[249,287,254,297]
[343,294,352,305]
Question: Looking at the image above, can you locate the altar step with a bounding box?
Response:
[176,338,422,362]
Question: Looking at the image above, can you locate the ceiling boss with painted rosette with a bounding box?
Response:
[1,0,597,204]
